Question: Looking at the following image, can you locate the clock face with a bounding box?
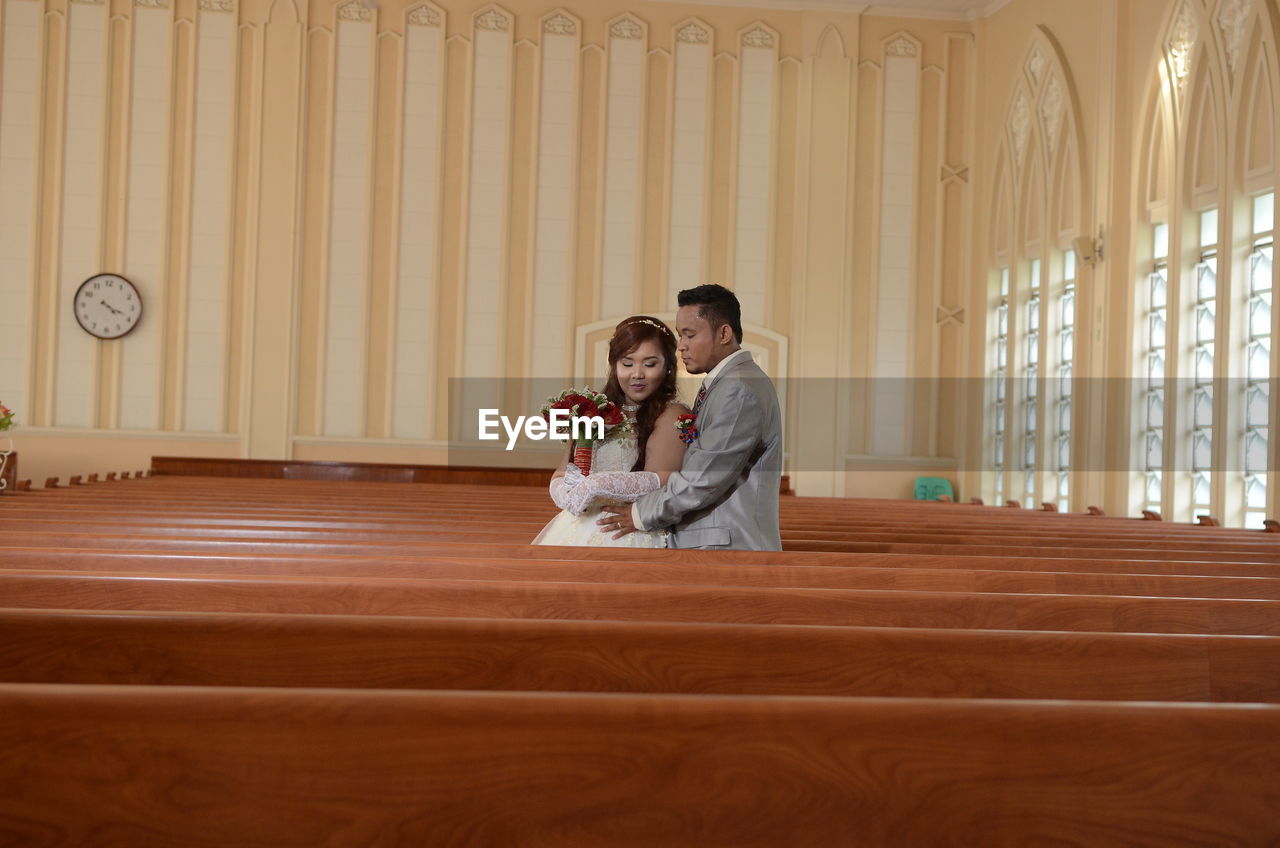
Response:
[75,274,143,340]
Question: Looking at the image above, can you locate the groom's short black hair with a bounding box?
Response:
[678,284,743,344]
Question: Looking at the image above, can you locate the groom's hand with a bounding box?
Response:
[598,505,637,540]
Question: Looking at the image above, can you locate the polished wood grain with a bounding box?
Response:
[3,547,1279,598]
[6,510,1280,556]
[2,684,1278,848]
[6,472,1280,845]
[2,609,1277,702]
[1,570,1278,634]
[148,456,797,495]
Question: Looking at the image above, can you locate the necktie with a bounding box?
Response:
[694,384,708,414]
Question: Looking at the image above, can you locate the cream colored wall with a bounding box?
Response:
[0,0,988,495]
[8,0,1273,507]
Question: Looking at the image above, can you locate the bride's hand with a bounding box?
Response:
[598,505,637,540]
[562,463,585,488]
[549,464,587,510]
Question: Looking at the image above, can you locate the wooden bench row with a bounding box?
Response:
[4,480,1277,553]
[5,471,1278,843]
[3,570,1278,635]
[3,608,1277,703]
[6,527,1277,566]
[5,546,1279,598]
[3,683,1277,847]
[8,513,1266,565]
[8,502,1279,550]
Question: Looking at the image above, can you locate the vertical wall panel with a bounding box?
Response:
[322,3,373,436]
[734,25,776,326]
[181,5,235,432]
[598,16,644,320]
[666,18,711,305]
[0,0,41,422]
[246,0,302,458]
[391,4,443,439]
[461,6,512,379]
[119,2,171,430]
[54,0,108,428]
[872,39,920,455]
[295,21,334,437]
[528,11,578,380]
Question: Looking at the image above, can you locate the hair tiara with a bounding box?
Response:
[620,317,675,339]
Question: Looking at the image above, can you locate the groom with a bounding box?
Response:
[600,284,782,550]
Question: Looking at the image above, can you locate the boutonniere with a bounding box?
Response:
[675,412,699,445]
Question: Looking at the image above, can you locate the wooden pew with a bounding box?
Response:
[8,506,1280,556]
[6,469,1280,844]
[7,476,1266,543]
[10,538,1280,580]
[2,570,1279,635]
[2,684,1277,847]
[2,608,1277,703]
[9,476,1280,561]
[5,546,1280,599]
[4,524,1279,565]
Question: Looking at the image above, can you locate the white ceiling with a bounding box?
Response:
[646,0,1013,21]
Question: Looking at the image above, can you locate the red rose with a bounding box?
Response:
[576,399,599,419]
[542,399,567,421]
[600,403,623,427]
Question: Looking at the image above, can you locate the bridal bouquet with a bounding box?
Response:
[539,387,631,475]
[0,402,14,432]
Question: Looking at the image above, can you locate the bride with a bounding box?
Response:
[532,316,690,547]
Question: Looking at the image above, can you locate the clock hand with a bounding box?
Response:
[102,302,123,316]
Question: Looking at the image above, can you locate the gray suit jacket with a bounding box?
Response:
[635,353,782,550]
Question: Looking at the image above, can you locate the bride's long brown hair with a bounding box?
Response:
[602,316,679,472]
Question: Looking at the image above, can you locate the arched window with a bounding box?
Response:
[1243,191,1274,527]
[992,267,1010,506]
[1131,0,1278,525]
[1054,249,1076,511]
[1189,207,1218,520]
[1022,260,1041,506]
[984,32,1086,509]
[1141,224,1170,515]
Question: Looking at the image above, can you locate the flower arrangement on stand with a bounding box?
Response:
[0,402,15,493]
[539,387,631,475]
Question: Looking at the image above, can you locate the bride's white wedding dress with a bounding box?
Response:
[531,428,668,548]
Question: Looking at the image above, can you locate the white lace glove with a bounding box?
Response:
[548,463,585,511]
[563,471,661,516]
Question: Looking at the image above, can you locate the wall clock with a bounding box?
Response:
[74,273,143,340]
